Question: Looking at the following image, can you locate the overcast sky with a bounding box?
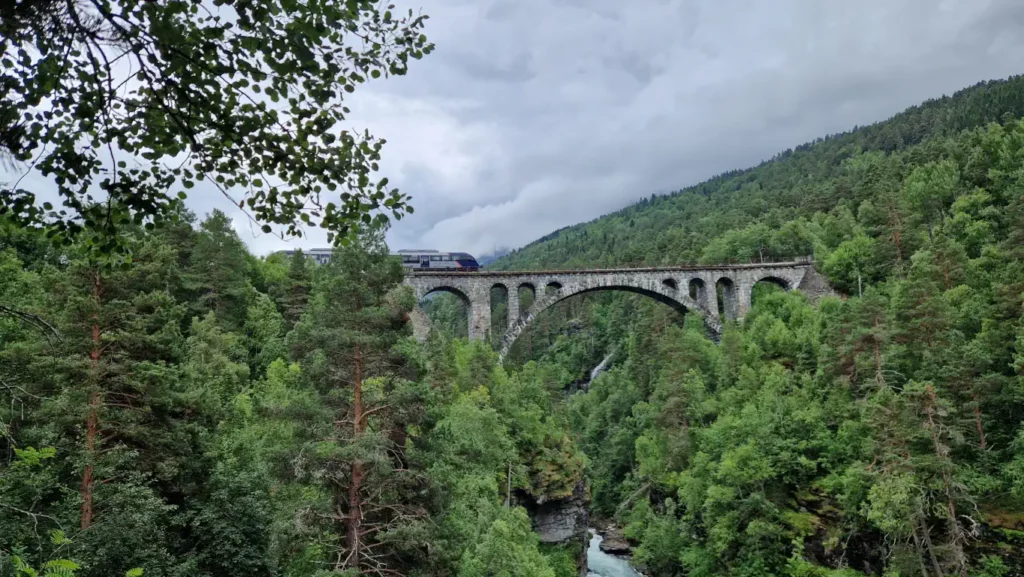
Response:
[12,0,1024,257]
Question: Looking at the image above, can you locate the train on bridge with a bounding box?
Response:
[394,249,481,271]
[275,248,482,271]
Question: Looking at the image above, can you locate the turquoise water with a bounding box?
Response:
[586,530,643,577]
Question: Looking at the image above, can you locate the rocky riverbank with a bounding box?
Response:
[585,525,644,577]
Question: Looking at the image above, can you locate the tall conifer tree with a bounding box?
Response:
[287,229,423,574]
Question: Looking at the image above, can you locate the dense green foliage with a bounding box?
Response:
[483,76,1024,575]
[1,0,432,250]
[7,72,1024,577]
[0,214,583,577]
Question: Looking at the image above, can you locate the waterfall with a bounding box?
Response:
[584,349,616,391]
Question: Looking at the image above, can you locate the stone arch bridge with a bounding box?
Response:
[403,260,832,361]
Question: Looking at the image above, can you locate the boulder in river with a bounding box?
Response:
[598,535,631,555]
[597,528,631,555]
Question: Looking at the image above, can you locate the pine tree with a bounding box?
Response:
[186,210,253,329]
[278,248,312,329]
[243,293,286,377]
[286,229,424,574]
[35,232,192,574]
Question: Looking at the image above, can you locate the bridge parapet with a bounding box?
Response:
[402,260,832,361]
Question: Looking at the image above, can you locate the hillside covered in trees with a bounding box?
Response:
[491,75,1024,271]
[478,75,1024,576]
[5,70,1024,577]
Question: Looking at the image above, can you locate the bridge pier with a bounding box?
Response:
[469,293,491,342]
[403,260,832,361]
[737,282,753,320]
[695,272,717,323]
[507,287,520,328]
[408,306,432,342]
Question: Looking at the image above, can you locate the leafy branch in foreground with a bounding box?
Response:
[5,529,143,577]
[1,0,433,251]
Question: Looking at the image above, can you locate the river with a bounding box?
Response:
[586,530,643,577]
[583,352,642,577]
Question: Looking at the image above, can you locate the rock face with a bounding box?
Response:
[592,519,632,555]
[526,479,589,545]
[796,265,837,302]
[521,480,590,576]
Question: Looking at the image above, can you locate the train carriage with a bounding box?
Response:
[275,248,481,271]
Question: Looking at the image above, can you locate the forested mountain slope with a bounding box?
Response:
[491,74,1024,577]
[489,75,1024,271]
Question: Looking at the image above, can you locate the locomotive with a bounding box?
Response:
[394,249,481,271]
[275,248,481,272]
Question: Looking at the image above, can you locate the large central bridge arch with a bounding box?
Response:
[499,277,719,360]
[402,260,830,362]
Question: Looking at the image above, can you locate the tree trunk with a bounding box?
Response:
[389,424,408,469]
[873,318,885,388]
[917,512,944,577]
[346,344,364,570]
[889,207,904,265]
[910,524,932,577]
[972,391,987,450]
[80,391,98,529]
[81,273,102,530]
[923,386,968,577]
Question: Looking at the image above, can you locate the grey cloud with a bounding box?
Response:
[448,50,534,84]
[370,0,1024,258]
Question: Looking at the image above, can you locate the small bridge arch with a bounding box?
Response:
[754,275,793,290]
[421,284,472,304]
